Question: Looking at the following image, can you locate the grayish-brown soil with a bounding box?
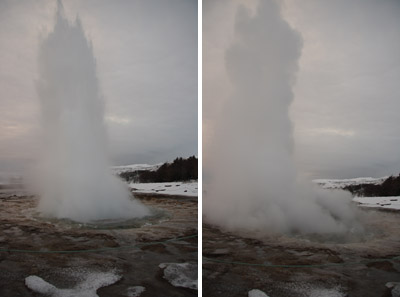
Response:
[203,209,400,297]
[0,193,197,296]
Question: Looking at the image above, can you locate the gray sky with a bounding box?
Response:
[204,0,400,179]
[0,0,197,173]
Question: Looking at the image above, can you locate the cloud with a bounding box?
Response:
[0,0,197,172]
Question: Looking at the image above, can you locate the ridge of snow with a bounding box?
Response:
[313,177,388,189]
[129,181,198,197]
[353,196,400,210]
[112,163,163,174]
[159,262,198,290]
[25,271,121,297]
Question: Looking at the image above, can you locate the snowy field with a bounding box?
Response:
[313,177,387,189]
[313,177,400,211]
[25,263,198,296]
[353,196,400,210]
[111,163,162,175]
[114,163,198,197]
[25,270,121,297]
[248,286,346,297]
[129,181,198,197]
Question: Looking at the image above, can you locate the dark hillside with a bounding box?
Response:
[344,174,400,196]
[119,156,197,183]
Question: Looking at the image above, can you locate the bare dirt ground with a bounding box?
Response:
[203,209,400,297]
[0,192,197,296]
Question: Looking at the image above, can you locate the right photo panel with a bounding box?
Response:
[202,0,400,296]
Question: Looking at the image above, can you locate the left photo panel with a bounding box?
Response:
[0,0,198,296]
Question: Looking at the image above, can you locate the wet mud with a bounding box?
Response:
[203,209,400,297]
[0,193,197,297]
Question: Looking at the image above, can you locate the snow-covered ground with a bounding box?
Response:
[129,181,198,197]
[313,176,400,211]
[112,163,162,175]
[247,286,345,297]
[159,263,198,290]
[353,196,400,210]
[248,289,270,297]
[25,270,121,297]
[313,177,387,189]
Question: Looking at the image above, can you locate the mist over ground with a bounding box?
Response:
[0,0,197,175]
[204,0,400,179]
[203,0,360,234]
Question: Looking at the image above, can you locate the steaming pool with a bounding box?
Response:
[33,207,170,230]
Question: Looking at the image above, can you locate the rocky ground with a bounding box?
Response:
[203,208,400,297]
[0,192,197,297]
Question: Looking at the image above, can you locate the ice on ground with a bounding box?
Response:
[126,286,146,297]
[25,276,57,296]
[309,287,345,297]
[353,196,400,210]
[386,282,400,297]
[248,289,270,297]
[25,270,121,297]
[248,287,344,297]
[112,163,162,175]
[130,181,198,197]
[159,262,198,290]
[313,177,387,189]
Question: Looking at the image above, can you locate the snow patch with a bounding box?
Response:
[313,177,387,189]
[248,289,270,297]
[309,287,345,297]
[314,177,400,211]
[112,163,162,175]
[25,271,121,297]
[159,262,197,290]
[353,196,400,210]
[386,282,400,297]
[25,276,57,296]
[129,181,198,197]
[126,286,146,297]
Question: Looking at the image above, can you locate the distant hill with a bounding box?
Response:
[118,156,198,183]
[314,174,400,197]
[112,163,162,175]
[344,174,400,197]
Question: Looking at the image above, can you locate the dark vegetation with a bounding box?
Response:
[119,156,197,183]
[345,174,400,197]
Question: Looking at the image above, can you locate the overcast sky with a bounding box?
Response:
[0,0,197,174]
[204,0,400,179]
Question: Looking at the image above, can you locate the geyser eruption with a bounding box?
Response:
[204,0,359,234]
[35,1,149,222]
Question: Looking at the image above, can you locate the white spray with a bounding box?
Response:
[204,0,359,234]
[34,1,149,222]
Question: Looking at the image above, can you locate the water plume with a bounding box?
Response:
[204,0,360,234]
[34,1,149,222]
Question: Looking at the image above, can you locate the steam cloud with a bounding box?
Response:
[204,0,359,234]
[33,1,149,222]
